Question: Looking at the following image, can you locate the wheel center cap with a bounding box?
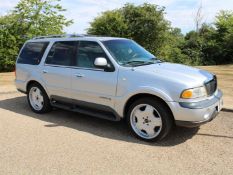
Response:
[144,118,150,123]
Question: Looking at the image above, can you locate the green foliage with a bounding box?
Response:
[181,11,233,65]
[159,28,190,65]
[122,4,169,54]
[88,4,233,66]
[0,14,19,71]
[87,10,128,37]
[182,30,204,65]
[88,3,169,55]
[0,0,73,72]
[1,2,233,72]
[12,0,73,37]
[214,11,233,64]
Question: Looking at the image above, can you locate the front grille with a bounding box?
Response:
[205,75,217,96]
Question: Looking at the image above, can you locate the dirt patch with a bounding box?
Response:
[0,72,17,93]
[0,72,15,85]
[198,65,233,109]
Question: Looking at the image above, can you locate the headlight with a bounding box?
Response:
[181,86,207,99]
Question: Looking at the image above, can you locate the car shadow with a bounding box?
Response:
[0,95,199,146]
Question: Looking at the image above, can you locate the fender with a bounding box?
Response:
[26,72,50,96]
[114,86,174,117]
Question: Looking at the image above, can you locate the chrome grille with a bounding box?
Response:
[205,75,217,96]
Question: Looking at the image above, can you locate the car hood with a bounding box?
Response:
[134,62,214,87]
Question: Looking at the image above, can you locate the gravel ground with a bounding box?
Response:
[0,91,233,175]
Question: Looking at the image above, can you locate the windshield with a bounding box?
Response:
[102,39,159,66]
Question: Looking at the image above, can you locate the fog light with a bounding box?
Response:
[204,113,210,119]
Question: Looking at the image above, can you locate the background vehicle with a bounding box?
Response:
[15,34,223,141]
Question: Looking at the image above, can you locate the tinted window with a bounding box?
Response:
[17,42,49,65]
[75,41,107,68]
[45,41,76,66]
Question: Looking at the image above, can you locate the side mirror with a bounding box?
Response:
[94,57,108,67]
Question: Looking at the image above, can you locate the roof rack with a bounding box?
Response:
[33,34,93,40]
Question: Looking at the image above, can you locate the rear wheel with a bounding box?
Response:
[126,98,173,141]
[27,83,52,113]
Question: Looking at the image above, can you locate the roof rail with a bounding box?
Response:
[32,34,91,39]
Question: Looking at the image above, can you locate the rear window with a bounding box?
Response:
[17,42,49,65]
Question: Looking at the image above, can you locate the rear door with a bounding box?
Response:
[71,41,118,108]
[42,41,76,99]
[16,42,49,89]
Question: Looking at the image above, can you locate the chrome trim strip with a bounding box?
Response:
[43,64,105,72]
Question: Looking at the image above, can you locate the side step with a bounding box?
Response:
[51,101,120,121]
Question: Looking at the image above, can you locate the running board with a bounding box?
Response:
[51,100,120,121]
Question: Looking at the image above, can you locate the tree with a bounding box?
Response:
[159,28,190,64]
[87,10,128,37]
[189,11,233,65]
[198,23,218,65]
[88,3,169,55]
[0,0,73,72]
[12,0,73,37]
[194,2,204,33]
[182,10,233,66]
[182,30,204,65]
[0,15,19,71]
[214,10,233,64]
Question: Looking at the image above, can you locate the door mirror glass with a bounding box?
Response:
[94,57,108,67]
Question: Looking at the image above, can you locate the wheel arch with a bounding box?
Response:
[26,80,47,95]
[123,93,174,121]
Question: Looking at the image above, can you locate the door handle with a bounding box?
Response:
[42,70,48,73]
[75,73,84,78]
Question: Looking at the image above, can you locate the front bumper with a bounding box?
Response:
[167,89,223,127]
[175,108,219,127]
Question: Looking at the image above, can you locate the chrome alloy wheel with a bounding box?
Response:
[130,104,163,139]
[29,87,44,111]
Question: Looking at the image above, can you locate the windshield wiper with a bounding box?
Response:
[122,60,154,66]
[149,57,163,63]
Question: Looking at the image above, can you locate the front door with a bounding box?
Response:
[71,41,118,108]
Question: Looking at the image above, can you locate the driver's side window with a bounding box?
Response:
[75,41,107,68]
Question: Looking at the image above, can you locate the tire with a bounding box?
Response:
[126,98,173,142]
[27,83,52,114]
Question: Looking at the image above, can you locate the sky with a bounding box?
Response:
[1,0,233,34]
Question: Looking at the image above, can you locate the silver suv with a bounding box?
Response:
[15,35,223,141]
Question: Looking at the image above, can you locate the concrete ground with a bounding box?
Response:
[0,65,233,174]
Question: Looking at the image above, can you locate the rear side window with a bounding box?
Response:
[45,41,76,66]
[17,42,49,65]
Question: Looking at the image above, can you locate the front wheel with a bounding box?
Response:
[126,98,173,142]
